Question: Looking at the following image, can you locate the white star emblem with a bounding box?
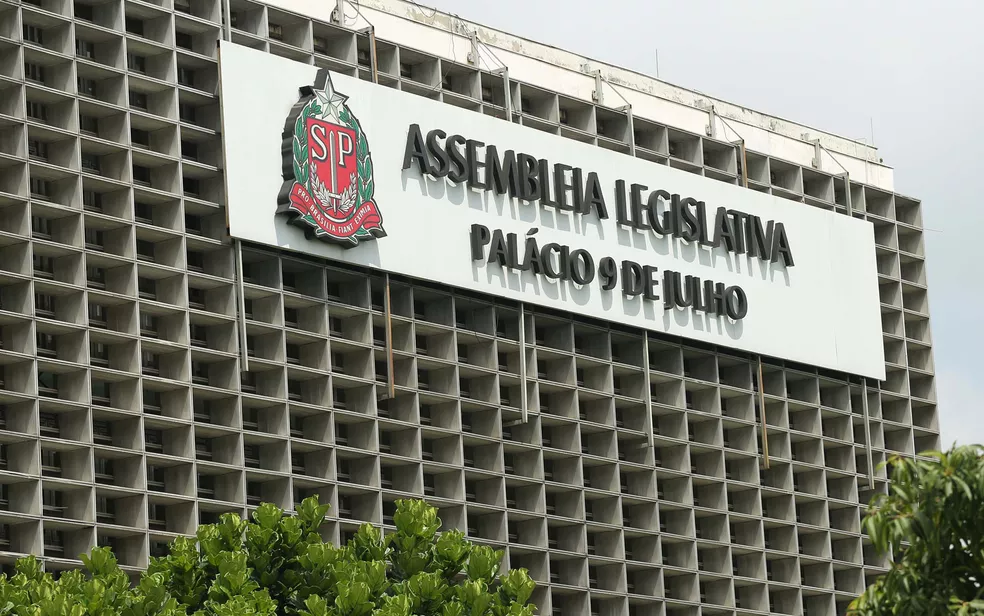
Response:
[315,78,348,120]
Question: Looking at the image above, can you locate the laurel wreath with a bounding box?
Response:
[291,99,375,237]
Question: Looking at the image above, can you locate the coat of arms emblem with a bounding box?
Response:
[277,69,385,246]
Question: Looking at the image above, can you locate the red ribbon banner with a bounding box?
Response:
[289,184,383,238]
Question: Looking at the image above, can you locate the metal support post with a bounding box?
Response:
[738,140,749,188]
[757,356,770,469]
[592,70,604,105]
[862,378,875,488]
[812,139,855,218]
[593,72,636,155]
[843,172,854,218]
[234,239,249,372]
[221,0,232,41]
[467,31,480,66]
[383,274,395,400]
[623,105,635,157]
[706,105,716,138]
[494,67,512,121]
[364,26,379,83]
[518,303,528,423]
[332,0,345,24]
[642,332,654,449]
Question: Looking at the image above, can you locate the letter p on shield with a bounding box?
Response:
[336,130,354,166]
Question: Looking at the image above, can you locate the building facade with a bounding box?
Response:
[0,0,938,614]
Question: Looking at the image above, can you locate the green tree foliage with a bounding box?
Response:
[0,498,536,616]
[850,445,984,615]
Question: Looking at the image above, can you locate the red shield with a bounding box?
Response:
[306,117,358,216]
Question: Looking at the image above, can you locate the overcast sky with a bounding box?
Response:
[441,0,982,446]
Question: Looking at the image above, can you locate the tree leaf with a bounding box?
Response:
[0,497,538,616]
[852,445,984,615]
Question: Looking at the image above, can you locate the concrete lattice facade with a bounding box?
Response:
[0,0,939,614]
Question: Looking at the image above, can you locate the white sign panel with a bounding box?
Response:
[218,42,885,380]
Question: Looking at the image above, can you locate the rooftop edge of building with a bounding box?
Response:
[263,0,896,192]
